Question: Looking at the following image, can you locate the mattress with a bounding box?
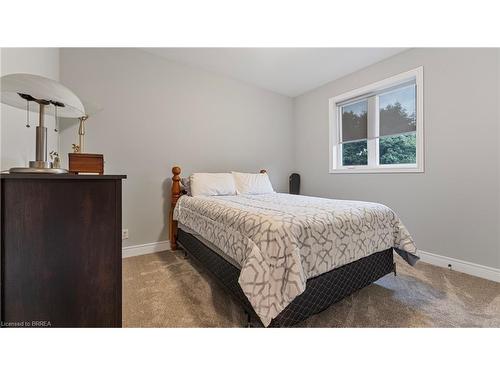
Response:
[173,192,418,326]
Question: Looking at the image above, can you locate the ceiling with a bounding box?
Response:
[142,48,408,97]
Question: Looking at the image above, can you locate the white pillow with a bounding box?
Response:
[189,173,237,197]
[232,172,275,195]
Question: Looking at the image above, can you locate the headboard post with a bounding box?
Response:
[169,166,182,250]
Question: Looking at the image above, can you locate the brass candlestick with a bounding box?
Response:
[77,115,88,153]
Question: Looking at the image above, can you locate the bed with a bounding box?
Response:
[168,167,419,327]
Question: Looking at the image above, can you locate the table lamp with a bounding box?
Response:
[1,73,85,174]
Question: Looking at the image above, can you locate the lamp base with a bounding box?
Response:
[9,166,69,174]
[29,160,53,169]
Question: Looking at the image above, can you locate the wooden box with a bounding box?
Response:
[68,153,104,175]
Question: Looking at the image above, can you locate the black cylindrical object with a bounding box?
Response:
[289,173,300,195]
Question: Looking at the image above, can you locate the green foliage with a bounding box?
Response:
[342,141,368,166]
[379,133,416,164]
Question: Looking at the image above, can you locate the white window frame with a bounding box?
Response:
[329,66,424,174]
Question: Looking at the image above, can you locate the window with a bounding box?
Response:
[329,67,423,173]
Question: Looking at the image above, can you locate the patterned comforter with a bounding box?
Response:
[173,193,418,326]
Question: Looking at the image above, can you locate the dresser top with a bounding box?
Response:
[1,173,126,180]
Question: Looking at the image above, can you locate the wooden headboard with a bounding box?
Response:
[168,166,267,251]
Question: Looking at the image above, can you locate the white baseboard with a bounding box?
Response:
[418,250,500,283]
[122,240,170,258]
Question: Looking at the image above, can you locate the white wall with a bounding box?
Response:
[59,48,294,247]
[293,48,500,269]
[0,48,60,171]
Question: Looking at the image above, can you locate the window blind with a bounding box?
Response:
[339,79,416,142]
[341,100,367,143]
[379,84,416,137]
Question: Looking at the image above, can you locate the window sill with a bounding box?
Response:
[329,165,424,174]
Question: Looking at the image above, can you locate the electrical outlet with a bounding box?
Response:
[122,229,129,240]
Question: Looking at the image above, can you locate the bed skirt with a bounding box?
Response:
[177,228,395,327]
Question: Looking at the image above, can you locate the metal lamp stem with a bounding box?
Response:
[35,103,47,162]
[28,102,52,169]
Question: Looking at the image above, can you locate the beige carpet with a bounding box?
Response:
[123,250,500,327]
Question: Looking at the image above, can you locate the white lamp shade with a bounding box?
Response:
[0,73,85,118]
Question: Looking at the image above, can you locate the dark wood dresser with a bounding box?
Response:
[0,174,126,328]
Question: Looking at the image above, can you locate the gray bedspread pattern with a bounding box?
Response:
[173,193,418,326]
